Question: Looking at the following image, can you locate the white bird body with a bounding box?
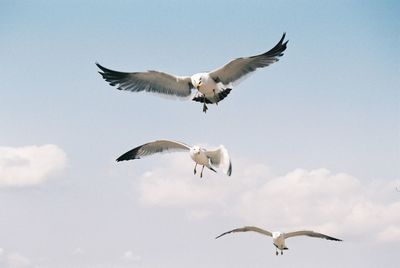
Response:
[189,146,212,168]
[216,226,342,256]
[191,73,224,97]
[117,140,232,178]
[272,232,287,250]
[97,34,288,113]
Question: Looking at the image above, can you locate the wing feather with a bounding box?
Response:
[116,140,191,162]
[209,33,288,85]
[96,63,194,98]
[284,230,342,241]
[216,226,272,239]
[205,145,232,176]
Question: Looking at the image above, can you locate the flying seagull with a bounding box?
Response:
[216,226,342,256]
[117,140,232,178]
[96,33,288,113]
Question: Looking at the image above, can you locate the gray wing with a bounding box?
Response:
[116,140,191,162]
[284,231,342,241]
[205,145,232,176]
[209,33,288,85]
[216,226,272,239]
[96,63,194,98]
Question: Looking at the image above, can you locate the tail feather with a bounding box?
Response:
[191,88,232,104]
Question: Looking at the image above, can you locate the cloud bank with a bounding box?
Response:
[136,155,400,242]
[0,144,67,187]
[0,248,31,268]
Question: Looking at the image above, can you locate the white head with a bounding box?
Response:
[191,73,204,89]
[191,145,201,155]
[272,232,282,239]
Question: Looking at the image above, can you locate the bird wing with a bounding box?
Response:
[116,140,191,162]
[96,63,194,98]
[284,230,342,241]
[215,226,272,239]
[205,145,232,176]
[208,33,288,85]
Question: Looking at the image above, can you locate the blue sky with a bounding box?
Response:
[1,1,399,267]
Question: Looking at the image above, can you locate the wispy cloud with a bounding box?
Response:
[233,168,400,242]
[0,249,31,268]
[7,252,31,268]
[72,247,85,256]
[0,144,67,187]
[136,154,251,209]
[136,155,400,242]
[122,250,141,262]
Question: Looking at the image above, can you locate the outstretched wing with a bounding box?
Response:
[96,63,194,98]
[284,230,342,241]
[209,33,288,85]
[216,226,272,239]
[205,145,232,176]
[117,140,191,162]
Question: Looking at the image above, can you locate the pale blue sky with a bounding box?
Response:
[0,1,399,267]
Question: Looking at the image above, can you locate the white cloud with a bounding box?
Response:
[138,155,227,207]
[72,247,85,256]
[6,252,31,268]
[0,249,33,268]
[0,144,67,187]
[137,154,269,203]
[377,225,400,242]
[122,251,141,262]
[233,169,400,240]
[136,155,400,242]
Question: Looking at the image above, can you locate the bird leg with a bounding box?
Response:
[200,165,205,178]
[280,250,283,255]
[202,95,208,113]
[194,163,197,175]
[275,249,278,256]
[213,89,218,105]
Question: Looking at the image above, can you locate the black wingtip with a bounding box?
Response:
[116,155,139,162]
[95,62,108,76]
[116,156,125,162]
[227,162,232,176]
[95,62,108,73]
[325,235,342,242]
[257,33,288,59]
[215,234,223,239]
[116,147,142,162]
[281,32,286,43]
[215,230,232,239]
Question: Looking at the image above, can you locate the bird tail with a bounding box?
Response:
[192,95,213,104]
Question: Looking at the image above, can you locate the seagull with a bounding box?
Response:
[116,140,232,178]
[96,33,288,113]
[215,226,342,256]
